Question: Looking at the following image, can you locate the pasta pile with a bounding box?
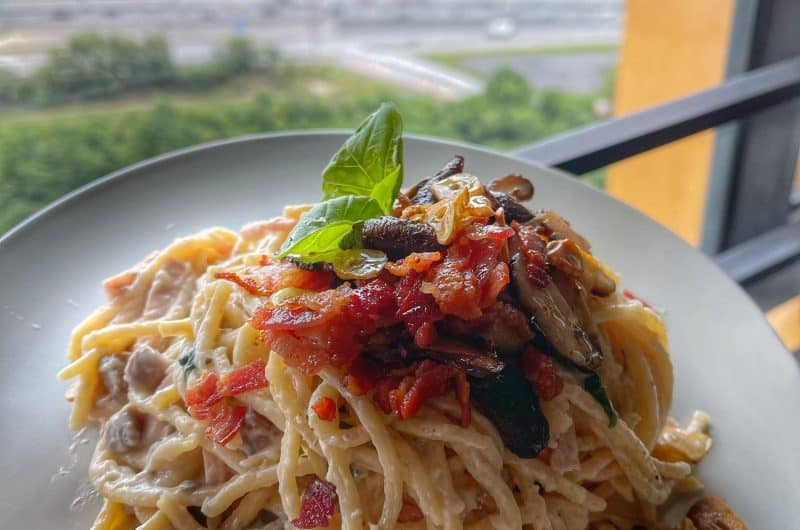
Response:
[59,207,712,530]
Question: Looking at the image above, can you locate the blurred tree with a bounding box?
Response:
[214,37,258,77]
[485,67,533,106]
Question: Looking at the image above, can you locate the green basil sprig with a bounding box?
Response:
[322,102,403,215]
[276,196,382,262]
[276,102,403,264]
[583,373,618,427]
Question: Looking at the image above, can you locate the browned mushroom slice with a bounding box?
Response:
[550,270,605,357]
[405,155,465,205]
[531,210,592,252]
[686,497,749,530]
[487,174,534,202]
[511,246,602,370]
[488,192,534,223]
[481,301,534,354]
[420,338,504,377]
[362,217,444,260]
[547,239,616,296]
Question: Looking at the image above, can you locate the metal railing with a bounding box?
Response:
[513,56,800,291]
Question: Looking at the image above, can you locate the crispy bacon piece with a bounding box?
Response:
[422,228,511,320]
[253,280,398,374]
[185,361,269,444]
[373,360,471,427]
[206,402,247,445]
[385,251,443,276]
[291,476,339,529]
[185,371,221,419]
[521,347,564,401]
[312,397,337,421]
[395,272,443,347]
[513,222,550,288]
[342,357,384,396]
[214,272,272,296]
[217,359,268,396]
[215,257,333,297]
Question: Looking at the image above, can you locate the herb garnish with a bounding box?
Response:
[583,373,618,427]
[276,103,403,264]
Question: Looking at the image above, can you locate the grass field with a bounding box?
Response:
[426,43,619,76]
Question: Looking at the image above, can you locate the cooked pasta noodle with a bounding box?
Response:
[60,177,716,530]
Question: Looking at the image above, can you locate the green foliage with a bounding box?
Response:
[485,67,532,106]
[32,34,176,103]
[214,37,258,77]
[0,58,604,235]
[0,33,283,106]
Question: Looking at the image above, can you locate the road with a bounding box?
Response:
[0,14,620,99]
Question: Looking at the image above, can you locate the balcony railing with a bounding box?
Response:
[513,55,800,355]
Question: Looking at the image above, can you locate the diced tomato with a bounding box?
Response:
[206,401,247,445]
[385,252,443,276]
[291,476,339,529]
[217,359,268,396]
[521,347,564,401]
[312,397,338,421]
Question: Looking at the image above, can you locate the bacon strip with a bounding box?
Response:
[291,477,339,529]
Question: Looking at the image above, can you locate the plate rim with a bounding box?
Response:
[0,130,785,352]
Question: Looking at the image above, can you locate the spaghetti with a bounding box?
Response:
[58,112,734,530]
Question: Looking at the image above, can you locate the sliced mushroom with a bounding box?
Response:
[488,174,534,202]
[686,496,748,530]
[510,234,602,370]
[98,354,129,402]
[531,210,591,252]
[362,217,444,260]
[489,192,534,223]
[550,270,605,357]
[547,239,615,296]
[124,344,167,394]
[469,364,549,458]
[240,409,282,457]
[105,408,143,453]
[420,338,504,377]
[481,302,534,354]
[406,155,465,205]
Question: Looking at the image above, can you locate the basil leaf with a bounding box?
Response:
[276,195,382,261]
[321,102,403,215]
[178,346,196,380]
[583,373,618,427]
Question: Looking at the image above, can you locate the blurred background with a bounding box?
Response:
[0,0,798,353]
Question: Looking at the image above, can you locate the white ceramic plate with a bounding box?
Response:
[1,133,798,528]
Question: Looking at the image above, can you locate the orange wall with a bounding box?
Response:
[607,0,735,245]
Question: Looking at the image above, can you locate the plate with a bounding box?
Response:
[1,133,797,528]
